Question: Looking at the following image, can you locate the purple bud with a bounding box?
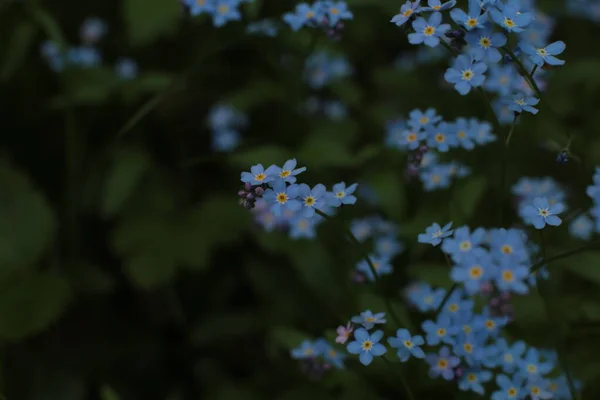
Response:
[244,182,253,191]
[246,193,255,200]
[445,29,465,39]
[254,186,265,197]
[238,190,247,197]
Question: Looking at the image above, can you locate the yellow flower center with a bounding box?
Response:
[502,270,514,282]
[485,320,496,329]
[466,18,478,27]
[515,98,526,106]
[335,191,345,198]
[276,193,288,204]
[403,9,413,17]
[280,170,291,178]
[431,174,441,183]
[469,266,483,278]
[328,349,337,357]
[255,173,266,181]
[424,26,435,36]
[527,364,537,373]
[304,347,313,355]
[437,328,446,336]
[539,209,549,217]
[504,18,515,28]
[432,5,441,9]
[330,7,339,14]
[457,130,467,138]
[407,132,418,141]
[463,343,473,353]
[419,116,430,124]
[218,4,229,14]
[197,0,205,5]
[536,48,548,56]
[531,387,541,395]
[504,353,513,362]
[501,245,513,254]
[479,37,491,47]
[298,219,309,230]
[362,340,373,350]
[437,359,448,369]
[448,303,459,312]
[467,373,477,382]
[424,296,433,304]
[435,133,445,142]
[462,69,474,80]
[304,196,315,206]
[508,388,517,397]
[403,340,413,348]
[460,241,472,251]
[463,325,472,333]
[306,11,315,18]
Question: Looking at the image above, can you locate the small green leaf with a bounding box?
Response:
[101,148,151,217]
[229,145,292,168]
[123,0,180,45]
[1,20,37,81]
[452,176,487,221]
[0,271,71,340]
[0,162,56,270]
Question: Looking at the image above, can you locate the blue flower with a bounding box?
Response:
[418,221,454,246]
[517,347,554,381]
[441,226,487,263]
[473,306,508,338]
[212,0,242,27]
[411,285,445,312]
[490,5,534,32]
[459,369,493,395]
[444,54,487,95]
[408,108,442,130]
[212,129,240,152]
[520,41,566,67]
[289,215,318,239]
[440,287,474,317]
[327,182,358,206]
[421,165,452,191]
[451,117,477,150]
[240,163,279,185]
[449,0,488,30]
[453,332,486,366]
[422,315,459,345]
[522,197,564,229]
[494,258,529,294]
[506,93,540,115]
[420,0,456,12]
[485,64,520,96]
[314,339,347,369]
[272,159,307,184]
[526,378,553,400]
[466,28,506,63]
[388,329,426,361]
[426,122,458,152]
[351,310,386,329]
[263,180,302,216]
[115,58,138,80]
[187,0,214,16]
[375,236,405,258]
[470,119,496,144]
[246,19,279,37]
[450,252,491,295]
[283,3,324,31]
[426,346,460,380]
[408,12,451,48]
[297,183,326,217]
[326,1,354,25]
[492,374,525,400]
[569,214,594,240]
[346,328,387,366]
[291,339,319,359]
[356,255,393,281]
[391,1,422,27]
[80,17,107,44]
[484,338,526,373]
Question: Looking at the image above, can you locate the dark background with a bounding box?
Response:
[1,0,600,399]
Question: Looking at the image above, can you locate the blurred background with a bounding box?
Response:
[1,0,600,399]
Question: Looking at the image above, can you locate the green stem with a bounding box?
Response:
[529,239,600,274]
[382,356,416,400]
[435,284,457,318]
[315,209,403,328]
[537,230,580,400]
[505,114,519,146]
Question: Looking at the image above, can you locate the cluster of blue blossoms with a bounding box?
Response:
[385,108,495,189]
[239,161,357,239]
[283,1,353,36]
[304,52,353,89]
[40,17,138,80]
[183,0,251,27]
[290,211,586,398]
[207,104,247,152]
[391,0,565,123]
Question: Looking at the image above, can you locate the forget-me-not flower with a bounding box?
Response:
[346,328,387,366]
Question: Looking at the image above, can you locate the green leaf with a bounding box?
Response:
[123,0,180,46]
[407,262,453,289]
[124,253,177,289]
[100,386,121,400]
[229,145,292,168]
[0,271,71,340]
[101,148,151,217]
[0,162,56,270]
[451,176,487,221]
[298,136,355,168]
[270,326,310,350]
[1,20,37,81]
[364,171,406,220]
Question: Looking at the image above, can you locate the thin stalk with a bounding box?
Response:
[435,253,457,317]
[382,356,416,400]
[529,239,600,274]
[315,209,404,329]
[505,114,519,146]
[537,230,580,400]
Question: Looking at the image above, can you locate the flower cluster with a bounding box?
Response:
[40,18,138,80]
[385,108,494,189]
[513,177,567,229]
[208,104,247,152]
[240,160,358,239]
[391,0,566,125]
[305,52,353,89]
[350,217,404,282]
[183,0,253,27]
[283,1,353,37]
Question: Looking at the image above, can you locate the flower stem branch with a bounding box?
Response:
[315,209,404,329]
